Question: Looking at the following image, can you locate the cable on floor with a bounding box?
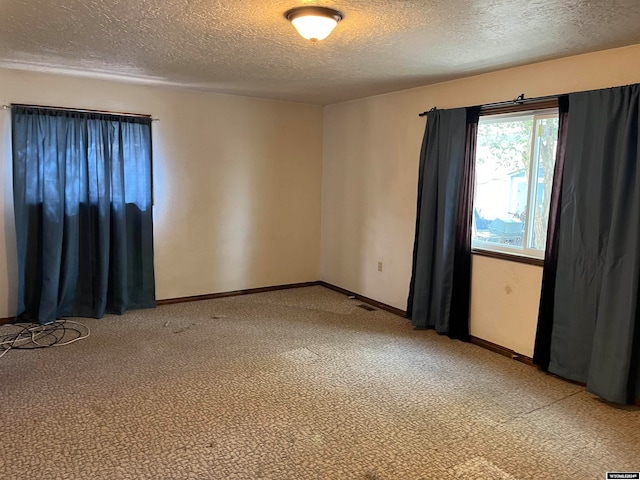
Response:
[0,320,90,360]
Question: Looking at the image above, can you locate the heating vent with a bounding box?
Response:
[357,304,377,311]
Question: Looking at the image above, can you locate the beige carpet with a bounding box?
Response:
[1,286,638,479]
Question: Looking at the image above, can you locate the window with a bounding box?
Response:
[472,108,559,259]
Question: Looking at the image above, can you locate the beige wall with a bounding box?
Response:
[0,69,323,318]
[321,44,640,357]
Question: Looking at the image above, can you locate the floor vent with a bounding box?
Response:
[357,304,377,311]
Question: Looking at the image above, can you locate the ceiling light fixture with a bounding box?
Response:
[285,6,343,42]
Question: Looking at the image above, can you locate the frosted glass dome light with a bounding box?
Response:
[285,6,343,42]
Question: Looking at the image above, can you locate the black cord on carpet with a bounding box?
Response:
[0,320,90,359]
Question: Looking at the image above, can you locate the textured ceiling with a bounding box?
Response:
[1,0,640,105]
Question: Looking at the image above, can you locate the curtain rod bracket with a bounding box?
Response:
[418,106,437,117]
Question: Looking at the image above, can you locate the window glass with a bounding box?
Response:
[472,110,559,258]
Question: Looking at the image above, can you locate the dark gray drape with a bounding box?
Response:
[407,107,478,339]
[12,106,156,324]
[533,95,569,370]
[547,84,640,404]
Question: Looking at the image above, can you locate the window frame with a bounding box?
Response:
[471,99,559,265]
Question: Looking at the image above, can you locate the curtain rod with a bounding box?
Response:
[2,104,159,122]
[418,93,560,117]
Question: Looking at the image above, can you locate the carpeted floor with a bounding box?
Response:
[1,286,638,479]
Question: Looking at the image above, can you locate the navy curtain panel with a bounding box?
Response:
[12,106,156,324]
[537,84,640,404]
[407,107,479,339]
[533,95,569,369]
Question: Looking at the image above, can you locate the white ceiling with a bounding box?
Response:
[2,0,640,105]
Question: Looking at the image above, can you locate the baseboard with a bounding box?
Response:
[156,281,321,306]
[469,335,534,366]
[318,282,538,367]
[0,282,322,321]
[159,280,406,319]
[317,281,407,317]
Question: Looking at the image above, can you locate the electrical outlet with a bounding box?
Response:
[377,261,383,272]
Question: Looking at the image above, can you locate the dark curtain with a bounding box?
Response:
[407,107,480,339]
[533,96,569,369]
[12,106,156,324]
[539,84,640,404]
